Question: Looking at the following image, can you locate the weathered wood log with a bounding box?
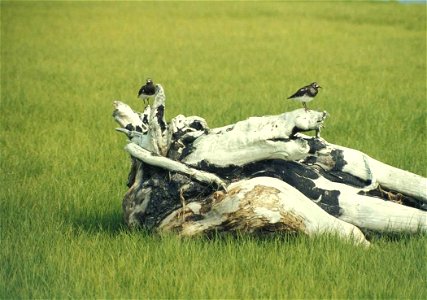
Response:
[159,177,370,247]
[113,84,427,245]
[125,143,226,189]
[181,109,328,167]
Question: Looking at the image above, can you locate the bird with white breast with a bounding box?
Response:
[287,82,322,111]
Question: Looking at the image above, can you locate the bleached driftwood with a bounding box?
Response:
[159,177,370,247]
[113,84,427,245]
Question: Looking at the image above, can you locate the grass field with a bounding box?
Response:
[1,1,426,298]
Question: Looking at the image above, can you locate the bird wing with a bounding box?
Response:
[288,86,308,99]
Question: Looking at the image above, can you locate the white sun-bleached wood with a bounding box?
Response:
[159,177,370,247]
[113,84,427,244]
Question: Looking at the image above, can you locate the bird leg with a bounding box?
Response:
[303,102,308,111]
[143,98,150,108]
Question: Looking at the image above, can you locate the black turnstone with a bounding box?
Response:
[287,82,322,111]
[138,79,157,105]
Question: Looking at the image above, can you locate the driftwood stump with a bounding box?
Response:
[113,84,427,246]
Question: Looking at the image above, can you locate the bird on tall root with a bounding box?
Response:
[138,78,157,106]
[287,82,322,111]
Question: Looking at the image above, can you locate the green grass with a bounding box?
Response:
[1,1,426,298]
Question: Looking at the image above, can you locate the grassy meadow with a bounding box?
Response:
[1,1,426,298]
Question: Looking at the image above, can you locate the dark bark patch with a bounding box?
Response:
[290,127,299,138]
[134,169,215,230]
[267,138,292,143]
[194,159,342,217]
[126,158,139,187]
[179,144,194,161]
[142,114,149,125]
[306,138,327,154]
[125,123,134,131]
[359,186,427,211]
[155,105,167,133]
[189,120,205,131]
[185,214,205,222]
[319,169,370,188]
[330,149,347,171]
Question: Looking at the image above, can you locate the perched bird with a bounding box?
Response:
[138,79,157,105]
[287,82,322,111]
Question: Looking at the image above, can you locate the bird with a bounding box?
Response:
[287,82,322,111]
[138,78,157,105]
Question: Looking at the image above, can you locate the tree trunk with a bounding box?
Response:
[113,85,427,245]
